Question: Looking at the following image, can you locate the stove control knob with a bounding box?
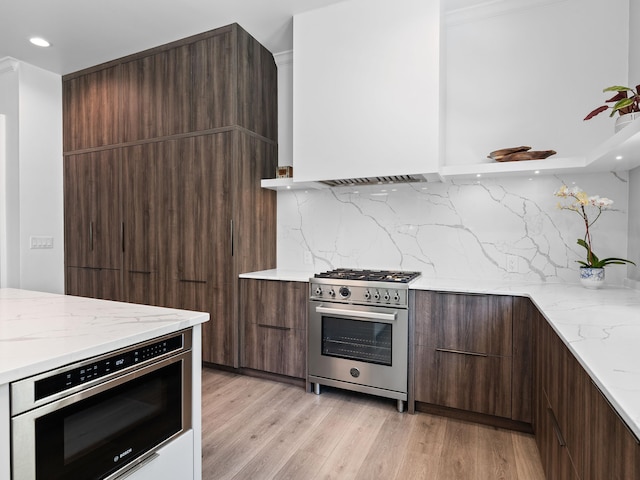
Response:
[383,291,391,302]
[392,291,401,302]
[373,290,380,301]
[339,286,351,298]
[314,286,323,296]
[364,290,371,300]
[328,288,336,297]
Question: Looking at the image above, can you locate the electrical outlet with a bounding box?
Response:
[506,255,518,273]
[303,251,313,265]
[30,236,54,249]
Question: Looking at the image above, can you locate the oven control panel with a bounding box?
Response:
[33,333,185,401]
[310,280,409,307]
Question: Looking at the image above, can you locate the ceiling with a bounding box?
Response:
[1,0,481,75]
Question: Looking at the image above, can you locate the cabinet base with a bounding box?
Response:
[415,401,533,434]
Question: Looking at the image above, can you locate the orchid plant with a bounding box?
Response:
[554,185,636,268]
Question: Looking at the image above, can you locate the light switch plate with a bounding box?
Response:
[30,236,54,249]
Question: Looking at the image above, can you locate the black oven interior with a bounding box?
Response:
[35,362,182,480]
[322,315,393,366]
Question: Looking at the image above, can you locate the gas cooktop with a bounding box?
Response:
[313,268,421,284]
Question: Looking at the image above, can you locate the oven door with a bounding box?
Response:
[11,352,191,480]
[308,302,408,396]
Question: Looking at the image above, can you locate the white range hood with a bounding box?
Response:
[292,0,442,184]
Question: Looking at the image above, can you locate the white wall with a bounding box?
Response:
[628,167,640,283]
[0,59,21,289]
[0,57,64,293]
[445,0,629,165]
[274,50,293,168]
[628,1,640,285]
[630,0,640,84]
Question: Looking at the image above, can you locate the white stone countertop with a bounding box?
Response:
[241,269,640,439]
[0,288,209,385]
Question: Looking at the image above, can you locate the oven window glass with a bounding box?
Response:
[34,361,183,480]
[321,316,392,366]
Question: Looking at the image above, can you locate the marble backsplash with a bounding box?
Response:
[276,171,632,285]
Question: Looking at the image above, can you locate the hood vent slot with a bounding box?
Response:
[319,174,427,187]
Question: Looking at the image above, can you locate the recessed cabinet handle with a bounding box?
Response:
[89,221,94,251]
[435,348,488,358]
[179,279,207,284]
[258,323,292,331]
[547,407,567,447]
[230,219,234,257]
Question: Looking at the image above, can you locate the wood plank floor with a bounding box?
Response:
[201,368,546,480]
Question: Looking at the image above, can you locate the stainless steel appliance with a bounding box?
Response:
[308,268,420,412]
[11,330,192,480]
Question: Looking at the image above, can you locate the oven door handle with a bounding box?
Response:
[315,306,397,322]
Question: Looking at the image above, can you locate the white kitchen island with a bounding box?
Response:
[0,288,209,480]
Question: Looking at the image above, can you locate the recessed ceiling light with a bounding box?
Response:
[29,37,50,47]
[616,155,623,160]
[476,174,482,178]
[534,170,540,174]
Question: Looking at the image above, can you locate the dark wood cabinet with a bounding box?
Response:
[414,291,532,425]
[121,46,192,142]
[62,66,121,152]
[240,279,307,379]
[65,267,121,301]
[534,309,640,479]
[63,23,278,367]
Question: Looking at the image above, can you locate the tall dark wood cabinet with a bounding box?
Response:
[63,24,278,368]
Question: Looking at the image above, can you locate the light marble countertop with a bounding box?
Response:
[0,288,209,385]
[240,269,640,438]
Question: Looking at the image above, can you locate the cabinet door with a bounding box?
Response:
[121,144,161,305]
[414,291,513,417]
[64,150,121,271]
[63,66,120,151]
[120,47,191,142]
[415,344,512,417]
[159,134,233,366]
[190,31,235,132]
[240,279,307,378]
[66,267,121,301]
[588,381,640,479]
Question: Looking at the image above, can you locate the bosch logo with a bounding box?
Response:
[113,447,133,462]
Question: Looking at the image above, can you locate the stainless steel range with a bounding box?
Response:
[308,268,420,412]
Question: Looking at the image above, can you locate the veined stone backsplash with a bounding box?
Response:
[276,171,631,285]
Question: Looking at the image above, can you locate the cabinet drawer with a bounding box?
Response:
[240,279,307,330]
[415,345,512,418]
[243,324,306,379]
[415,291,512,356]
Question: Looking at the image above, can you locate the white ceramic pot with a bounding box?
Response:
[614,112,640,133]
[580,267,605,289]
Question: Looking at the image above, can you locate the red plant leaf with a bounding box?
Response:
[584,105,609,120]
[606,91,628,102]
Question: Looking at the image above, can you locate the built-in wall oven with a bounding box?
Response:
[10,330,192,480]
[308,269,420,412]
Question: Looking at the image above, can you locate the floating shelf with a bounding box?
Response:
[260,178,327,191]
[263,117,640,188]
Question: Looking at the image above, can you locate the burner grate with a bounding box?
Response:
[314,268,420,283]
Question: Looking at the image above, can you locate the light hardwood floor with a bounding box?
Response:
[201,368,546,480]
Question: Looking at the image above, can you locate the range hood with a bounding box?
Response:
[318,174,432,187]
